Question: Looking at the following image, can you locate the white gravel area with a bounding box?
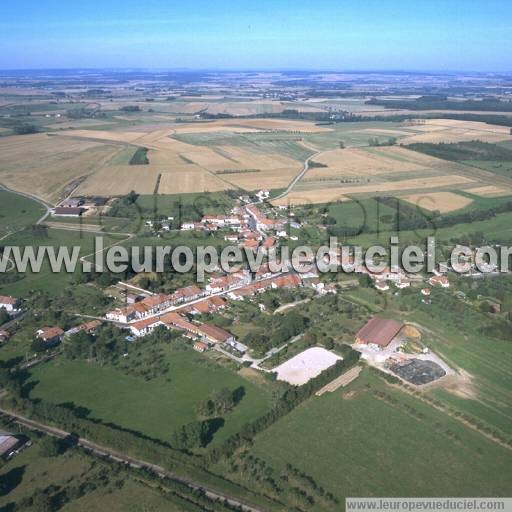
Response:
[273,347,343,386]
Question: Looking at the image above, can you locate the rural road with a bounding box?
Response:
[0,407,267,512]
[272,152,319,201]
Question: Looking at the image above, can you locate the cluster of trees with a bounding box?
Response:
[368,136,397,147]
[63,324,128,362]
[12,122,38,134]
[376,196,512,233]
[108,190,140,217]
[171,418,224,450]
[0,307,9,326]
[64,324,177,377]
[244,311,308,354]
[196,386,245,417]
[408,140,512,163]
[120,105,141,112]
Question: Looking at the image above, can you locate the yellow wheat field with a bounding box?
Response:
[0,134,120,203]
[401,191,473,212]
[158,169,230,194]
[275,174,478,206]
[400,119,512,144]
[305,146,440,180]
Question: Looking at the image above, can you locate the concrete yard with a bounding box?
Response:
[273,347,342,386]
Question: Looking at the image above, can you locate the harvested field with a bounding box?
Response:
[0,133,120,203]
[223,167,300,190]
[401,119,512,144]
[158,169,230,193]
[173,118,331,134]
[77,164,162,195]
[59,129,146,144]
[401,191,474,212]
[273,347,342,386]
[465,185,512,198]
[276,174,477,205]
[219,145,300,170]
[306,146,440,180]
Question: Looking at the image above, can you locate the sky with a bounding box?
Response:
[0,0,511,71]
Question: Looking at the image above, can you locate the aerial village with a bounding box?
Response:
[2,191,504,394]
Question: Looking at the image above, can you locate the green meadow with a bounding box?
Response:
[0,190,46,238]
[28,348,273,447]
[250,370,512,502]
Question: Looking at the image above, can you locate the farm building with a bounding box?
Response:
[61,198,84,208]
[52,207,85,217]
[36,326,64,346]
[355,317,404,349]
[197,323,234,344]
[193,341,208,353]
[0,295,20,312]
[0,432,22,459]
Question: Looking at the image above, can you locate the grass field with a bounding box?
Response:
[0,190,46,238]
[0,229,122,297]
[250,370,512,502]
[28,348,273,447]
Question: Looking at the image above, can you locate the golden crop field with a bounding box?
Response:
[401,191,474,212]
[274,174,478,206]
[0,133,120,203]
[306,146,439,180]
[4,116,511,203]
[172,118,332,133]
[400,119,512,144]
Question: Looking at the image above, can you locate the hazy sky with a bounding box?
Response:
[1,0,510,71]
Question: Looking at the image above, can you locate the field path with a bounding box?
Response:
[272,151,321,200]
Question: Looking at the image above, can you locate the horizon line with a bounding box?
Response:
[0,67,511,75]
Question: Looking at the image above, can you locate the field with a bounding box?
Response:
[4,113,512,202]
[274,174,478,206]
[0,190,46,237]
[28,349,273,447]
[0,228,123,298]
[306,146,440,179]
[0,134,121,203]
[249,370,512,502]
[401,191,474,212]
[398,119,512,144]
